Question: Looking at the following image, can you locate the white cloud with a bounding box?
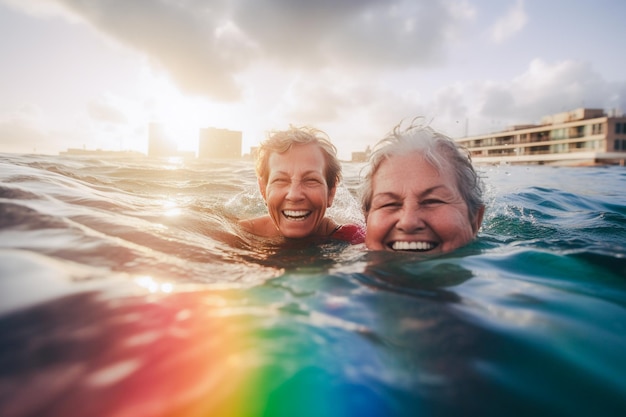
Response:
[0,104,84,154]
[490,0,527,44]
[497,59,610,116]
[0,105,46,153]
[87,96,128,124]
[240,57,626,151]
[464,59,626,135]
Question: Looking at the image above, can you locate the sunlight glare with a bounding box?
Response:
[139,67,259,155]
[134,275,175,293]
[141,71,203,152]
[165,156,184,166]
[160,199,182,217]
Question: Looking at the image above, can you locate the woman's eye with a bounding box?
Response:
[421,199,444,206]
[380,202,401,209]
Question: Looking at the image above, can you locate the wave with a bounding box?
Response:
[1,154,626,416]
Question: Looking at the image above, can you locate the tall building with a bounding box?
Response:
[198,127,242,159]
[456,108,626,166]
[148,123,177,157]
[351,146,371,162]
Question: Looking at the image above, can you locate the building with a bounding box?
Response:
[456,108,626,166]
[198,127,242,159]
[351,146,371,162]
[351,151,368,162]
[249,146,259,161]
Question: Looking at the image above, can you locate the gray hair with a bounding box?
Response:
[360,118,484,223]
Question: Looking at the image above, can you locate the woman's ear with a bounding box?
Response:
[258,177,267,201]
[473,205,486,234]
[327,186,337,207]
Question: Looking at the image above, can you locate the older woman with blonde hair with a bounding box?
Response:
[240,126,364,243]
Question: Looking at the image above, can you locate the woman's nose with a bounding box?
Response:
[285,181,304,199]
[395,206,425,232]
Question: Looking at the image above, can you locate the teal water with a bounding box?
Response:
[0,154,625,416]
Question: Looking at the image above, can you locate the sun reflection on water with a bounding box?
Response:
[162,199,182,217]
[134,275,174,293]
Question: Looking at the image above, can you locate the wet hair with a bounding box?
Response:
[360,118,484,223]
[256,126,342,189]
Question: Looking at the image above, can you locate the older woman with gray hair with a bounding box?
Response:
[360,118,485,254]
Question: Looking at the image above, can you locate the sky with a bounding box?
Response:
[1,0,625,160]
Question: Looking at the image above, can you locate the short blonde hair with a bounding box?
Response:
[256,126,342,189]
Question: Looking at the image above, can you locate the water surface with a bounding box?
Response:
[1,154,625,416]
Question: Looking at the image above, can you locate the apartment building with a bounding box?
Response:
[456,108,626,166]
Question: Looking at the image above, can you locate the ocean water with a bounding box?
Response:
[1,153,625,417]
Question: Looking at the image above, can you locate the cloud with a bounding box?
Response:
[276,71,376,124]
[56,0,255,100]
[499,59,611,116]
[87,96,128,124]
[0,122,48,154]
[467,59,626,135]
[490,0,527,44]
[267,71,439,156]
[432,84,469,123]
[479,84,516,119]
[4,0,623,155]
[0,105,54,154]
[235,0,471,68]
[5,0,473,101]
[0,100,143,154]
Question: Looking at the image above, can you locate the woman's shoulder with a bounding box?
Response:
[239,216,275,237]
[329,223,366,244]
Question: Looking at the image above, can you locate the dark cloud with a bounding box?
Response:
[55,0,253,100]
[48,0,468,100]
[235,0,463,67]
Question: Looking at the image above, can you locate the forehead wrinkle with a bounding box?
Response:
[269,170,326,185]
[271,169,323,176]
[373,184,450,200]
[372,191,401,201]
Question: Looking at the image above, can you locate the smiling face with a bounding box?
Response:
[364,151,483,254]
[260,143,336,238]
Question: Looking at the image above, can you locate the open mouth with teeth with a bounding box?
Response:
[389,241,437,252]
[282,210,312,221]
